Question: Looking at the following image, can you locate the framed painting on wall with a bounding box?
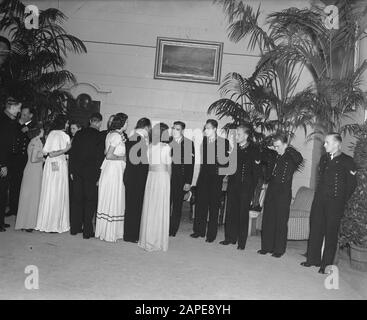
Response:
[154,37,223,84]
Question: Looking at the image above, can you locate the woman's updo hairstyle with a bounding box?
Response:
[109,112,128,131]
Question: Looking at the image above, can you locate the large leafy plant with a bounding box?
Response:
[0,0,87,127]
[340,122,367,248]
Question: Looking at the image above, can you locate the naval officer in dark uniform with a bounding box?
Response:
[7,105,36,217]
[191,119,230,242]
[169,121,195,237]
[220,123,261,250]
[301,133,357,274]
[258,133,304,257]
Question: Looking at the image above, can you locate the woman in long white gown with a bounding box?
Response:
[139,123,172,252]
[95,113,128,242]
[35,115,71,233]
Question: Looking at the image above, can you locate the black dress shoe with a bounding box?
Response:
[169,233,176,237]
[237,245,245,250]
[83,233,95,239]
[3,223,10,228]
[318,267,326,274]
[219,240,236,245]
[190,233,200,238]
[0,226,6,232]
[25,229,33,233]
[300,261,320,267]
[271,253,283,258]
[257,249,268,255]
[205,238,214,243]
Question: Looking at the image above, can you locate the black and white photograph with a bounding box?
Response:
[1,0,367,306]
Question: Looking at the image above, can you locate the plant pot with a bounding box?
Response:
[350,244,367,272]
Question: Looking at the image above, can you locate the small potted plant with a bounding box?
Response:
[340,122,367,271]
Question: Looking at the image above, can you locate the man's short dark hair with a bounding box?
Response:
[0,36,11,50]
[173,121,186,130]
[5,96,21,108]
[89,112,102,123]
[206,119,218,129]
[327,132,342,143]
[237,122,253,140]
[272,132,288,144]
[21,105,35,115]
[135,117,151,130]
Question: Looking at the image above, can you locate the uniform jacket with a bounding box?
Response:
[69,127,105,179]
[316,152,357,201]
[0,110,18,168]
[229,142,261,191]
[199,135,230,177]
[270,146,304,189]
[170,136,195,185]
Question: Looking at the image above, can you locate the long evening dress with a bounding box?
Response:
[15,137,43,230]
[95,132,126,242]
[35,130,70,233]
[138,142,171,252]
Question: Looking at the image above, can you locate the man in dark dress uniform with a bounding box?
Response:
[7,105,36,217]
[258,133,304,257]
[220,123,261,250]
[301,133,357,274]
[251,144,278,211]
[123,118,151,243]
[69,112,105,239]
[0,97,22,231]
[169,121,195,237]
[191,119,230,242]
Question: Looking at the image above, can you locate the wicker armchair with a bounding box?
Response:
[287,186,315,240]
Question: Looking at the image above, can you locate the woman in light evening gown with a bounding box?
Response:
[139,123,172,252]
[15,127,45,231]
[95,113,128,242]
[35,115,71,233]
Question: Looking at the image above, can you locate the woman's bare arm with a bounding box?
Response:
[105,145,124,161]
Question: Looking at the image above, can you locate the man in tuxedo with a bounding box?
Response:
[123,117,151,243]
[191,119,230,242]
[7,105,36,217]
[0,97,22,231]
[258,133,304,258]
[169,121,195,237]
[69,112,105,239]
[301,133,357,274]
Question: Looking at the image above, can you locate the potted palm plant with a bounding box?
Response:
[0,0,86,127]
[340,122,367,271]
[214,0,367,137]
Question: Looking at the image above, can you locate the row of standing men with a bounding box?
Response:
[0,98,358,271]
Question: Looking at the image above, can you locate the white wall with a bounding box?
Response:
[28,0,315,191]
